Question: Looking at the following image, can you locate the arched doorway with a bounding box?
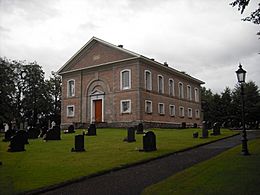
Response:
[90,89,104,123]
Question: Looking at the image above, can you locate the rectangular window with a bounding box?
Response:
[169,105,175,116]
[179,82,184,98]
[67,80,75,97]
[195,109,200,118]
[158,75,164,94]
[158,103,165,115]
[121,69,131,90]
[145,100,152,113]
[67,105,75,117]
[121,100,131,113]
[188,108,192,118]
[179,106,184,117]
[145,70,152,90]
[187,85,192,100]
[169,79,174,96]
[194,88,199,102]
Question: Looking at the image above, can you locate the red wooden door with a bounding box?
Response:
[95,100,102,123]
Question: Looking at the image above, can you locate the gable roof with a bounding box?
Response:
[57,36,204,84]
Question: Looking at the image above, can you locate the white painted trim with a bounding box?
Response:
[144,70,152,90]
[90,91,104,123]
[120,99,131,113]
[169,104,176,116]
[169,78,175,96]
[145,100,153,113]
[158,103,165,115]
[67,105,75,117]
[179,106,185,117]
[188,107,193,118]
[195,109,200,118]
[178,82,184,99]
[120,69,131,90]
[194,87,199,102]
[187,85,192,100]
[67,79,75,97]
[157,74,164,94]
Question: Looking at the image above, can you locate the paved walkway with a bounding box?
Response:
[38,131,260,195]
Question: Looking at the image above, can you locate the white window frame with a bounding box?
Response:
[187,85,192,100]
[67,105,75,117]
[120,69,131,90]
[169,104,176,116]
[145,100,153,114]
[67,79,75,97]
[144,70,152,91]
[195,109,200,118]
[169,79,175,96]
[178,82,184,99]
[120,99,131,113]
[157,75,164,94]
[179,106,185,117]
[188,108,193,118]
[194,87,199,102]
[158,103,165,115]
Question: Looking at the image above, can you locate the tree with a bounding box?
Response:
[230,0,260,37]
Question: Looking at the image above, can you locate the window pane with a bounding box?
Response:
[122,71,130,89]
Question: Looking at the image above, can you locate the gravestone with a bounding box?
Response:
[86,123,96,136]
[211,122,221,135]
[136,123,144,134]
[43,125,61,141]
[8,131,28,152]
[27,127,40,139]
[141,131,157,152]
[193,123,198,128]
[2,129,16,142]
[38,126,48,138]
[123,127,136,142]
[181,122,186,129]
[201,121,208,138]
[193,132,199,138]
[71,135,85,152]
[64,125,75,134]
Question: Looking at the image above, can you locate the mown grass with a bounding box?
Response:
[142,138,260,195]
[0,128,236,194]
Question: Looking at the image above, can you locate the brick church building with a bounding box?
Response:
[57,37,204,129]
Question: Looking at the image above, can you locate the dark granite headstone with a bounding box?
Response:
[86,123,96,136]
[123,127,136,142]
[193,123,198,128]
[193,132,199,138]
[211,122,221,135]
[201,121,208,138]
[136,123,144,134]
[64,125,75,134]
[38,126,48,138]
[71,135,85,152]
[8,131,28,152]
[142,131,157,152]
[43,125,61,140]
[27,127,40,139]
[2,129,16,142]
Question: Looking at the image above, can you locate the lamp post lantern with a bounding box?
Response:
[235,63,249,155]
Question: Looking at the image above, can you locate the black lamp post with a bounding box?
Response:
[235,63,249,155]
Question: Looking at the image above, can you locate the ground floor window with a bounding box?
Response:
[145,100,152,113]
[169,105,175,116]
[188,108,192,118]
[67,105,75,117]
[158,103,165,115]
[179,106,184,117]
[195,109,200,118]
[121,100,131,113]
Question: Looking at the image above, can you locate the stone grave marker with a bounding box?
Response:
[27,127,40,139]
[123,127,136,142]
[71,135,85,152]
[8,131,28,152]
[38,126,48,138]
[86,123,96,136]
[43,125,61,141]
[201,121,208,138]
[136,123,144,134]
[193,132,199,138]
[2,129,16,142]
[64,124,75,134]
[141,131,157,152]
[211,122,221,135]
[181,122,186,129]
[193,123,198,128]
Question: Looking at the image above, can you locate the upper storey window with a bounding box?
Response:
[178,82,184,98]
[120,69,131,90]
[67,79,75,97]
[187,85,192,100]
[144,70,152,90]
[158,75,164,94]
[169,79,175,96]
[194,87,199,102]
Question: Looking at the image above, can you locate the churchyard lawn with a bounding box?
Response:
[142,138,260,195]
[0,128,236,194]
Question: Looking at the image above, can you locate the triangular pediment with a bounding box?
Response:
[90,89,104,96]
[58,37,140,74]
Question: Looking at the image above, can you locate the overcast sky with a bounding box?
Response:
[0,0,259,93]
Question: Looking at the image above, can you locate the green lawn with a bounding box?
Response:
[142,138,260,195]
[0,128,236,195]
